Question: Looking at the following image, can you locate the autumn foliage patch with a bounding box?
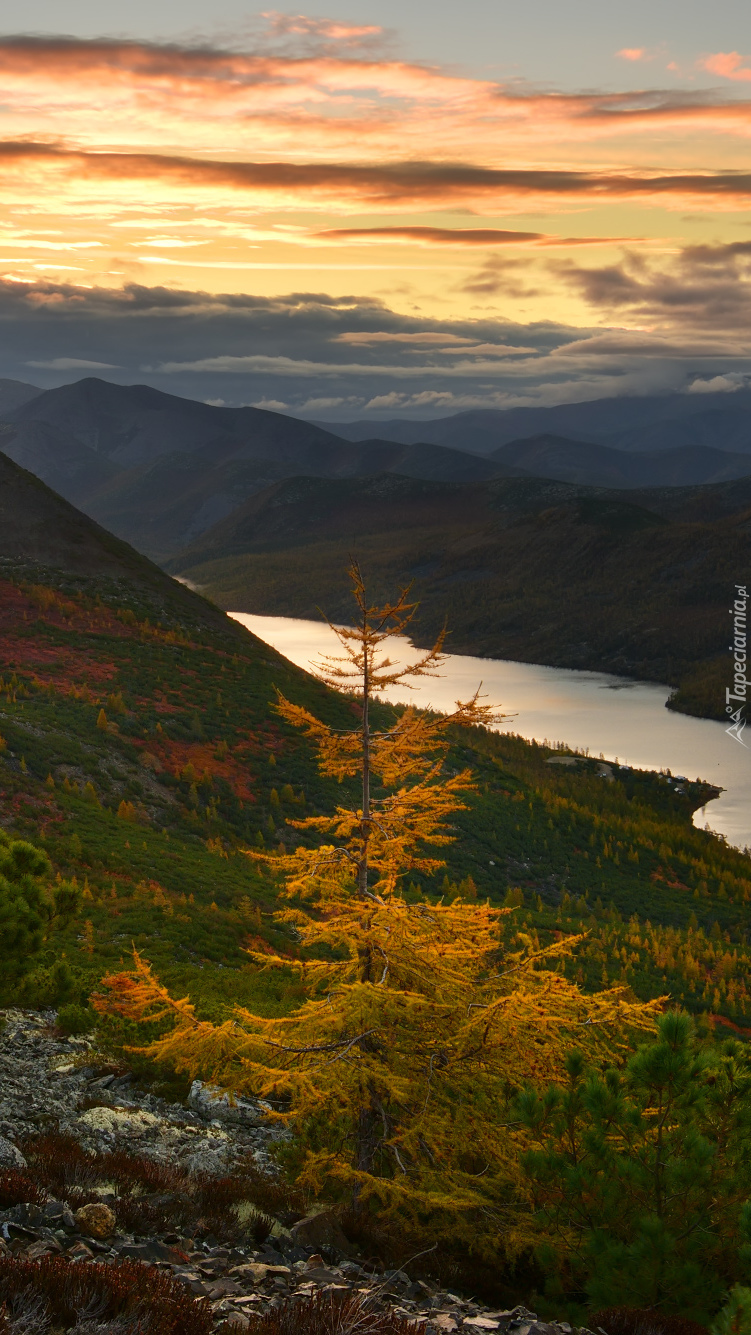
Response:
[18,1132,297,1245]
[0,1254,211,1335]
[241,1290,420,1335]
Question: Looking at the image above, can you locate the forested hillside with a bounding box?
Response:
[4,461,751,1323]
[169,472,751,722]
[1,526,749,1027]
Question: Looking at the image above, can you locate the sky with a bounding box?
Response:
[1,0,751,417]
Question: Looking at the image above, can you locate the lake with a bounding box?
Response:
[229,613,751,853]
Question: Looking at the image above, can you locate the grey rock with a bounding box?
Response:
[117,1239,178,1262]
[0,1135,26,1169]
[188,1080,263,1127]
[290,1210,355,1257]
[183,1146,230,1177]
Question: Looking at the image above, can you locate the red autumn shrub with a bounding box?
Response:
[0,1254,211,1335]
[0,1169,46,1210]
[243,1291,420,1335]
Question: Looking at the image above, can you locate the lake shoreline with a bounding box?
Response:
[230,612,751,853]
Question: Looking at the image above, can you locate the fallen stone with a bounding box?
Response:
[230,1262,291,1283]
[66,1240,94,1261]
[23,1239,62,1259]
[188,1080,263,1127]
[74,1202,117,1239]
[303,1267,343,1285]
[118,1240,179,1263]
[42,1201,75,1229]
[206,1279,244,1298]
[0,1136,26,1170]
[1,1203,43,1228]
[290,1209,354,1257]
[77,1106,160,1138]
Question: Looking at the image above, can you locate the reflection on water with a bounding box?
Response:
[230,612,751,854]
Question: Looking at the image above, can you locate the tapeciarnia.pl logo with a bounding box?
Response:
[726,582,748,746]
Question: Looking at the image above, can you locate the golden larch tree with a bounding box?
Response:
[95,564,663,1251]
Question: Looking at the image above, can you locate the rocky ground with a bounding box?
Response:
[0,1010,590,1335]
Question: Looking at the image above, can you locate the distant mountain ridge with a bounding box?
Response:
[0,378,509,560]
[311,388,751,456]
[0,377,41,413]
[1,378,751,561]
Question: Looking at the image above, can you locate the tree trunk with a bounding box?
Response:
[358,612,370,896]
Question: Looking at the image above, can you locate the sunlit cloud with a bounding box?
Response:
[687,373,748,392]
[313,226,642,246]
[2,142,751,214]
[0,24,748,411]
[0,32,750,169]
[702,52,751,82]
[26,357,119,369]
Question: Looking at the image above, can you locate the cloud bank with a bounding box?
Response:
[2,258,751,418]
[0,23,747,415]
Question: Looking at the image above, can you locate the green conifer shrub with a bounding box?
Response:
[517,1013,751,1321]
[0,832,80,978]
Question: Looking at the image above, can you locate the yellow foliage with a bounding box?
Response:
[270,560,508,900]
[93,563,663,1250]
[95,920,661,1248]
[206,836,228,857]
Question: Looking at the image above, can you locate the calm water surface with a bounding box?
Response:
[230,613,751,853]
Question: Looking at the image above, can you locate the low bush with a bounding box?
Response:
[242,1290,419,1335]
[0,1254,211,1335]
[0,1170,46,1210]
[18,1133,297,1245]
[710,1286,751,1335]
[56,1004,98,1036]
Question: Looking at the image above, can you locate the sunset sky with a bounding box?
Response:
[1,0,751,417]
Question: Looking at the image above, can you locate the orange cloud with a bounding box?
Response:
[314,226,642,246]
[0,34,750,168]
[260,13,385,43]
[617,48,647,61]
[702,52,751,82]
[315,226,545,244]
[1,143,750,213]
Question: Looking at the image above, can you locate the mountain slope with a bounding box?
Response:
[5,377,751,563]
[169,471,751,721]
[0,455,751,1077]
[83,440,509,561]
[490,434,751,488]
[0,377,41,413]
[3,377,348,469]
[0,448,245,637]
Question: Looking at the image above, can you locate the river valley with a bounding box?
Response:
[231,613,751,853]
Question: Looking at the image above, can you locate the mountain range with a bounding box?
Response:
[313,388,751,455]
[2,379,751,560]
[0,375,748,721]
[0,378,505,560]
